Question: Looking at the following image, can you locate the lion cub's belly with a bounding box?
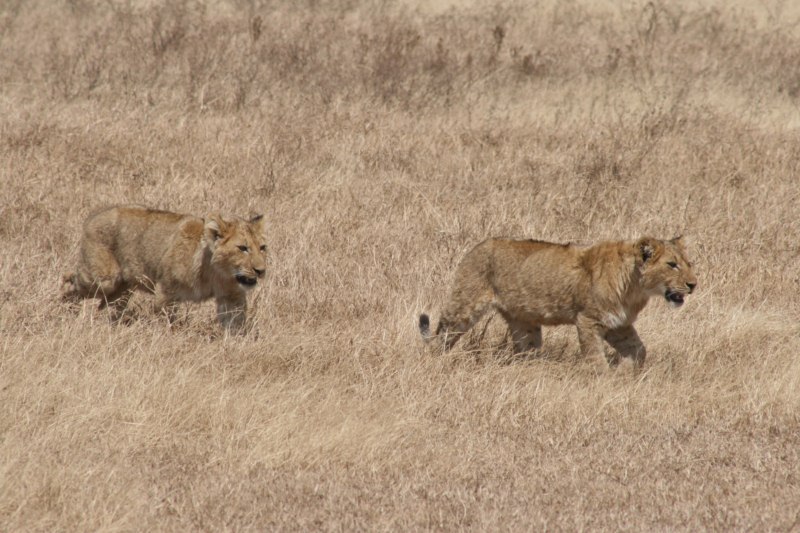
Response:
[498,302,576,326]
[174,284,214,303]
[492,273,579,326]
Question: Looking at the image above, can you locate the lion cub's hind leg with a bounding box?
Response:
[62,240,125,307]
[435,290,494,351]
[423,250,496,352]
[501,313,543,355]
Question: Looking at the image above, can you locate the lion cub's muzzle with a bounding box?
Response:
[235,268,264,287]
[665,282,696,307]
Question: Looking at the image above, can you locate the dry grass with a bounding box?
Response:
[1,0,800,530]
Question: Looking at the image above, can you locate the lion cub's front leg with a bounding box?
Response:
[216,295,247,333]
[576,314,610,373]
[605,326,646,369]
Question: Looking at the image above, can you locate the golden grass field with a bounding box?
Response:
[1,0,799,530]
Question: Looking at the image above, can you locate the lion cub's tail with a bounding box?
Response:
[418,313,434,342]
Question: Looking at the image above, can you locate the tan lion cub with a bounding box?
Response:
[62,205,268,332]
[419,236,697,370]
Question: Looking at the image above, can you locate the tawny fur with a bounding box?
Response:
[62,205,268,332]
[420,236,697,371]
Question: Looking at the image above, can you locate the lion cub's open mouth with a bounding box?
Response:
[235,274,258,287]
[665,290,685,307]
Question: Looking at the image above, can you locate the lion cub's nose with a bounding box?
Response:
[687,282,696,293]
[254,268,265,277]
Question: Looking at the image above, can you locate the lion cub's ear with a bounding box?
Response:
[204,214,229,245]
[249,213,266,233]
[637,237,662,263]
[671,235,690,249]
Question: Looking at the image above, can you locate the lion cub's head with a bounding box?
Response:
[637,236,697,307]
[203,214,268,289]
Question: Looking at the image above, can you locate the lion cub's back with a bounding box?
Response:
[82,205,200,275]
[455,237,578,285]
[84,205,191,243]
[460,237,579,298]
[475,238,576,272]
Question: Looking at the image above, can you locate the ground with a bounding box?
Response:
[1,0,799,530]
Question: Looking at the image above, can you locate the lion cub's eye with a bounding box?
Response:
[238,245,249,253]
[667,261,679,269]
[259,244,267,252]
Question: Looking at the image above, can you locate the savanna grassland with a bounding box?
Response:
[1,0,800,530]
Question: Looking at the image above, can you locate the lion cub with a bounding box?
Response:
[62,205,268,332]
[419,236,697,370]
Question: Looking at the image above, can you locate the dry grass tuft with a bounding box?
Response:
[1,0,799,530]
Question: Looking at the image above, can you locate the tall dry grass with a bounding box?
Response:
[1,0,799,530]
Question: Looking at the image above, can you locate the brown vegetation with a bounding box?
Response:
[1,0,799,530]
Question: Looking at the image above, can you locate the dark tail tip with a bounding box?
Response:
[419,314,431,338]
